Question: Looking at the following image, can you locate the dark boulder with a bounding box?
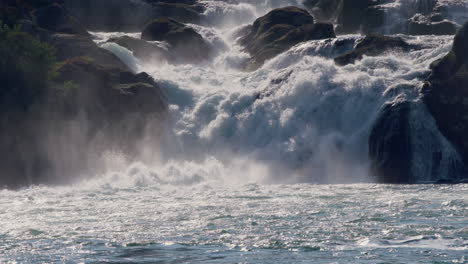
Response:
[49,34,128,70]
[360,5,387,34]
[334,35,414,66]
[407,14,458,35]
[33,3,88,36]
[369,99,413,183]
[302,0,341,22]
[145,0,204,24]
[142,18,213,63]
[335,0,375,34]
[64,0,155,32]
[64,0,204,32]
[238,6,335,70]
[0,57,168,189]
[423,22,468,163]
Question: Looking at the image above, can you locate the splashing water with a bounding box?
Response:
[2,1,467,263]
[95,25,456,184]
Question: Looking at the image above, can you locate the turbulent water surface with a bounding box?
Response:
[1,183,467,263]
[2,0,468,262]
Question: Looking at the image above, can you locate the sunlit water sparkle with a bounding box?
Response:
[1,183,466,263]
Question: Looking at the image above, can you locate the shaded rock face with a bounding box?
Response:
[238,6,335,71]
[142,18,214,64]
[423,22,468,163]
[335,0,374,34]
[33,3,88,36]
[0,58,167,188]
[334,35,414,66]
[0,0,169,188]
[302,0,341,22]
[65,0,154,32]
[64,0,204,32]
[369,99,413,183]
[49,34,129,69]
[407,13,457,35]
[144,0,204,24]
[334,0,465,35]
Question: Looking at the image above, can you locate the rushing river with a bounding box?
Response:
[1,183,467,263]
[0,182,466,263]
[2,0,467,263]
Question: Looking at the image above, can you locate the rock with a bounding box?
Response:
[360,5,387,34]
[303,0,341,22]
[335,0,374,34]
[33,3,88,36]
[3,57,168,188]
[423,22,468,163]
[407,14,458,35]
[64,0,204,32]
[334,35,414,66]
[142,18,213,63]
[369,98,413,183]
[107,36,171,63]
[51,57,167,130]
[239,6,335,70]
[49,34,129,70]
[64,0,155,32]
[146,1,204,24]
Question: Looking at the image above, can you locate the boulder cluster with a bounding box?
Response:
[303,0,466,35]
[0,0,467,186]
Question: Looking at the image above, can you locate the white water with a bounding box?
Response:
[93,12,458,184]
[2,1,468,263]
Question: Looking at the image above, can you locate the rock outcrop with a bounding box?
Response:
[334,35,414,66]
[64,0,204,32]
[303,0,341,22]
[423,22,468,163]
[142,18,214,64]
[407,14,458,35]
[238,6,335,71]
[335,0,374,34]
[369,99,413,183]
[0,0,168,188]
[333,0,466,35]
[33,3,88,36]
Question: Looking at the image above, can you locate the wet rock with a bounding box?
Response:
[303,0,341,22]
[369,98,413,183]
[335,0,374,34]
[142,18,214,64]
[407,14,458,35]
[239,6,335,70]
[334,35,414,66]
[145,0,204,24]
[423,22,468,163]
[64,0,204,32]
[49,34,128,69]
[33,3,88,36]
[64,0,155,32]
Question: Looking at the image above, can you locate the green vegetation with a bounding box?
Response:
[0,23,55,111]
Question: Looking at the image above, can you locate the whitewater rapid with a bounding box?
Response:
[94,22,456,184]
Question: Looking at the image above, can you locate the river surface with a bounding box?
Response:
[1,183,467,263]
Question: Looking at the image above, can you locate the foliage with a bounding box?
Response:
[0,23,55,111]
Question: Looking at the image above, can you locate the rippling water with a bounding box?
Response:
[1,183,466,263]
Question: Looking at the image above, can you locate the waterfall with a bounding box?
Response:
[92,1,460,184]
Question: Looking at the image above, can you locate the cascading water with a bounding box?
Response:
[91,1,459,185]
[1,1,467,263]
